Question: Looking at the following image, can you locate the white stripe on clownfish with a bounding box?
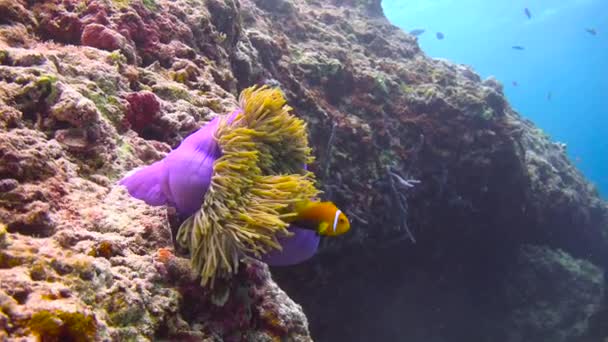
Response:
[333,209,342,233]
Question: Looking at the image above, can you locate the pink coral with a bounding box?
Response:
[81,23,126,51]
[36,7,83,44]
[116,11,159,47]
[114,2,193,65]
[124,91,162,132]
[80,1,111,26]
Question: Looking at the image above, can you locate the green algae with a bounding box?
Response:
[67,279,99,307]
[0,250,30,269]
[117,139,134,158]
[28,310,97,342]
[107,50,127,66]
[294,50,343,82]
[72,260,95,281]
[0,50,8,65]
[152,83,192,102]
[105,295,144,326]
[479,108,494,121]
[29,260,55,281]
[36,75,60,104]
[15,75,61,111]
[0,223,7,247]
[378,149,398,168]
[205,98,224,113]
[49,258,74,276]
[112,0,157,10]
[111,0,130,8]
[142,0,158,11]
[95,78,119,97]
[372,73,390,96]
[171,70,189,84]
[399,82,415,96]
[75,1,88,13]
[84,90,124,126]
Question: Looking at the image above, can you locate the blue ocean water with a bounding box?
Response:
[382,0,608,198]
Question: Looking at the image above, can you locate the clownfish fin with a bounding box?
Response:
[292,199,313,213]
[318,221,329,235]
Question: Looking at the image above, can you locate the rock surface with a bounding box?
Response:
[503,245,604,342]
[0,0,607,341]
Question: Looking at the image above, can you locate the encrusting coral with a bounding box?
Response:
[176,85,320,287]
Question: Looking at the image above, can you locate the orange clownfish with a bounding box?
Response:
[283,200,351,236]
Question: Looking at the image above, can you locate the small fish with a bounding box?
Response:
[585,28,597,36]
[436,32,445,40]
[547,91,552,101]
[524,8,531,19]
[512,45,525,50]
[284,200,351,237]
[410,29,426,36]
[512,81,518,87]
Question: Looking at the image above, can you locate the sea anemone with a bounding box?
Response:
[174,86,319,287]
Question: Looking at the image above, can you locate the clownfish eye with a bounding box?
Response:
[339,218,346,224]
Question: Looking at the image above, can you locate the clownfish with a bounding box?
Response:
[283,200,351,237]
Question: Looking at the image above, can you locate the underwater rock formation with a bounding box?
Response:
[234,0,608,341]
[0,0,311,340]
[504,245,604,342]
[0,0,607,341]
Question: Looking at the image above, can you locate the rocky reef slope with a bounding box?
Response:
[0,0,606,341]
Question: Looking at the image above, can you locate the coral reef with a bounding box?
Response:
[0,1,313,340]
[123,90,162,136]
[0,179,312,340]
[0,0,606,340]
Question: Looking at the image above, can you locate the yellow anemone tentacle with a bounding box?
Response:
[176,86,320,288]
